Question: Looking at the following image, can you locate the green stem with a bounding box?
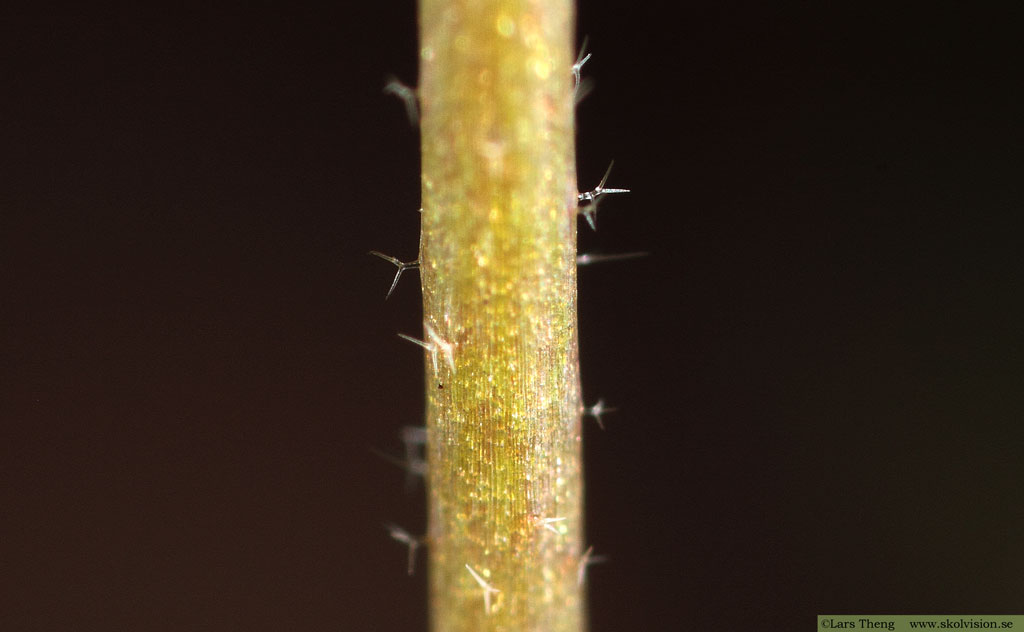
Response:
[417,0,584,630]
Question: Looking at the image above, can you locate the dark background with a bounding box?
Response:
[3,2,1022,630]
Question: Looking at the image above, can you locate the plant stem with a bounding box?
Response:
[417,0,583,630]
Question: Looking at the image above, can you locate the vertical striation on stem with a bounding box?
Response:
[417,0,583,630]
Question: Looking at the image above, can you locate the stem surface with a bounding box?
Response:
[417,0,583,630]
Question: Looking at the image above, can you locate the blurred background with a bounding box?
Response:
[2,2,1022,630]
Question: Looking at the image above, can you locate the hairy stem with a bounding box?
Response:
[417,0,583,630]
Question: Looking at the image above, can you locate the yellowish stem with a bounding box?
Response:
[417,0,584,630]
